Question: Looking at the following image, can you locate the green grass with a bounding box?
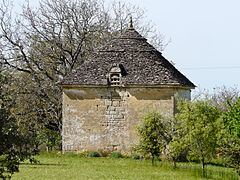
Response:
[12,152,238,180]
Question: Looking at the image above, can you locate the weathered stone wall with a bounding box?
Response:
[62,87,191,153]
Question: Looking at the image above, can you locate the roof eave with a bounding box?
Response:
[60,83,195,89]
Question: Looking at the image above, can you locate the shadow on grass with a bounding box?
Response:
[21,163,66,166]
[204,169,238,180]
[159,162,238,180]
[206,162,228,167]
[178,166,238,180]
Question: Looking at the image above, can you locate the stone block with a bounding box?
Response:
[114,114,124,119]
[115,107,125,112]
[112,101,120,107]
[105,100,112,106]
[109,111,117,115]
[108,106,116,111]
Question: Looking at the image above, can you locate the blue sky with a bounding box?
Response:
[13,0,240,92]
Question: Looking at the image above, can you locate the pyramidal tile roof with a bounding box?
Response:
[61,24,195,88]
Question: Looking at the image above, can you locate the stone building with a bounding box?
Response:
[60,20,195,153]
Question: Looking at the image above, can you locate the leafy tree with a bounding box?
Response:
[0,68,19,179]
[137,112,172,165]
[7,72,62,150]
[168,134,188,168]
[218,98,240,175]
[35,127,61,152]
[171,99,221,175]
[0,68,38,179]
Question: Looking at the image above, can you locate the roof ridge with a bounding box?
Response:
[119,28,146,40]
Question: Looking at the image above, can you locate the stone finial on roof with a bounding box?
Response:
[128,16,134,30]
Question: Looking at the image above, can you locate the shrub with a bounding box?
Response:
[78,151,88,158]
[132,154,141,160]
[99,151,110,157]
[112,152,122,158]
[88,151,101,157]
[29,157,40,164]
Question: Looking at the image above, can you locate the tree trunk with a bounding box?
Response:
[173,160,177,169]
[201,154,205,177]
[152,156,155,166]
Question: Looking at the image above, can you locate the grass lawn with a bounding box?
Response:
[12,152,238,180]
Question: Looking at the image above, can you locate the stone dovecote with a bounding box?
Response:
[60,19,195,153]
